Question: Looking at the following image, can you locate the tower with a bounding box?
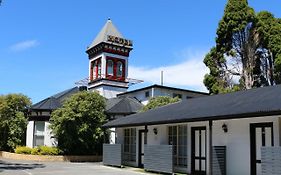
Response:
[86,19,133,98]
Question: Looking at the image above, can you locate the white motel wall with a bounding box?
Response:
[114,115,281,175]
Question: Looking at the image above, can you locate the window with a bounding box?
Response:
[107,60,114,76]
[168,125,187,168]
[97,60,101,78]
[145,91,150,98]
[116,61,123,77]
[173,93,182,99]
[123,128,136,162]
[33,121,45,147]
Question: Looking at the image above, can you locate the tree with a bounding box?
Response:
[0,94,31,151]
[141,96,180,112]
[50,91,106,155]
[204,0,281,94]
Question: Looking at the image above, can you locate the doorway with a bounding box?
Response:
[250,122,273,175]
[191,126,207,175]
[138,130,145,168]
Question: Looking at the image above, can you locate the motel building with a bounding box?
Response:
[26,19,281,175]
[26,19,207,160]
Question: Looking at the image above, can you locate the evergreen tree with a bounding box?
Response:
[0,94,31,151]
[204,0,281,94]
[50,91,106,155]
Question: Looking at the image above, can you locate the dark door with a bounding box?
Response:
[138,130,145,168]
[250,122,273,175]
[191,127,206,175]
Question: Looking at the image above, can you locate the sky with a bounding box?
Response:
[0,0,280,103]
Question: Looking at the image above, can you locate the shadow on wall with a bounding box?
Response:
[0,160,45,173]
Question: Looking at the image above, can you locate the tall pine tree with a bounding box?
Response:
[204,0,281,94]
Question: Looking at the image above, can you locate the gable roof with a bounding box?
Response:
[117,84,209,97]
[104,85,281,128]
[106,97,143,115]
[87,19,124,51]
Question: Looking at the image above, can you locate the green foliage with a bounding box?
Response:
[50,91,106,155]
[204,0,281,94]
[32,146,61,155]
[15,146,33,154]
[0,94,31,151]
[141,96,180,112]
[15,146,60,155]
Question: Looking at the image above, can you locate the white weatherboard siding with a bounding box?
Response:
[116,115,281,175]
[26,121,34,148]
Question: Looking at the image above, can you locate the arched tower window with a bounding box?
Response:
[107,60,114,76]
[117,61,123,77]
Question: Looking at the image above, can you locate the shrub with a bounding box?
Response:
[15,146,61,155]
[38,146,60,155]
[31,147,40,155]
[15,146,32,154]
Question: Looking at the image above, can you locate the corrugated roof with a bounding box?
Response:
[104,85,281,128]
[87,19,123,50]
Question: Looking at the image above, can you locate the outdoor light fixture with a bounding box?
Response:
[222,123,228,133]
[153,128,158,135]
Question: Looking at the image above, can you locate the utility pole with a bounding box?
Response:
[161,71,164,86]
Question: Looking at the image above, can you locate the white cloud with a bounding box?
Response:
[128,49,209,92]
[10,40,39,52]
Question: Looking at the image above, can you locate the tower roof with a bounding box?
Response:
[87,19,124,50]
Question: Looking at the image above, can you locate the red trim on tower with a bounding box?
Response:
[105,56,126,82]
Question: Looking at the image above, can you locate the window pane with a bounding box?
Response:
[35,121,45,136]
[34,136,44,147]
[107,60,113,75]
[117,61,123,77]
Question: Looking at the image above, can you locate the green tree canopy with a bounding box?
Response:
[50,91,106,155]
[204,0,281,94]
[0,94,31,151]
[141,96,180,112]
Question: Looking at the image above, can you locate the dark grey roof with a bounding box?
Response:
[117,84,209,97]
[31,87,143,115]
[87,19,124,51]
[31,87,80,110]
[104,85,281,128]
[106,97,143,115]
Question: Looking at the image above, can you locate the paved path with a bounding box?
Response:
[0,158,150,175]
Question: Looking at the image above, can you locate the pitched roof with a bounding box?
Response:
[106,97,143,115]
[31,87,80,110]
[87,19,124,50]
[117,84,209,97]
[31,87,143,115]
[104,85,281,128]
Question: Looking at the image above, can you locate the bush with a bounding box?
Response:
[38,146,60,155]
[15,146,32,154]
[15,146,61,155]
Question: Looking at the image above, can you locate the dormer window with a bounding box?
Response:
[107,60,114,76]
[117,61,123,77]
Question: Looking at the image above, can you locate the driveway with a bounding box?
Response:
[0,158,151,175]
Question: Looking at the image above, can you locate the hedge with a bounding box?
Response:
[15,146,61,155]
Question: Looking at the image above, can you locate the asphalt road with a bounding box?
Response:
[0,158,150,175]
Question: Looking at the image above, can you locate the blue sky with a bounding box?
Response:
[0,0,280,103]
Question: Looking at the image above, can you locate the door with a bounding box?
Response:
[250,123,273,175]
[138,130,145,167]
[191,127,206,175]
